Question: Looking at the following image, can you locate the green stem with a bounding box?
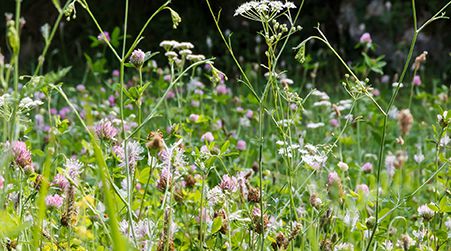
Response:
[365,0,419,248]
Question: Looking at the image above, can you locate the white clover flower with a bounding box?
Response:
[115,140,144,170]
[207,186,225,207]
[338,161,349,171]
[412,228,427,242]
[239,116,251,127]
[382,240,394,251]
[414,153,424,163]
[444,217,451,230]
[417,204,434,220]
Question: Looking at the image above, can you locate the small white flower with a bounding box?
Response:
[385,154,396,177]
[338,161,349,171]
[307,122,325,129]
[414,153,424,163]
[439,134,450,147]
[417,204,434,220]
[19,97,43,110]
[313,100,331,107]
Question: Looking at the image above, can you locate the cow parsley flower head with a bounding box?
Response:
[234,0,296,21]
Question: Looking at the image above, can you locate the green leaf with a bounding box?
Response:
[0,212,31,239]
[428,203,439,212]
[110,27,121,47]
[144,51,159,62]
[211,216,223,234]
[439,196,451,213]
[221,140,230,154]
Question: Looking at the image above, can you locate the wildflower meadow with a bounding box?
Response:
[0,0,450,250]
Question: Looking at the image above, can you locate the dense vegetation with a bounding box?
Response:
[0,0,450,250]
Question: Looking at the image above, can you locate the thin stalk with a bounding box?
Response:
[33,0,72,76]
[117,0,138,245]
[137,67,143,142]
[365,0,419,248]
[77,0,121,61]
[199,172,206,250]
[137,156,155,218]
[53,85,126,250]
[126,58,212,140]
[297,34,386,116]
[124,1,171,59]
[408,68,418,109]
[205,0,260,103]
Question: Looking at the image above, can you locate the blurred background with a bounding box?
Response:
[0,0,450,85]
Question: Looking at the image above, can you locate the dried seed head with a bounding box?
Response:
[309,194,322,208]
[288,222,302,241]
[397,109,413,135]
[146,130,165,152]
[394,151,408,169]
[271,232,288,250]
[414,51,428,71]
[184,175,196,188]
[252,161,259,172]
[247,186,260,203]
[61,185,77,227]
[251,207,269,234]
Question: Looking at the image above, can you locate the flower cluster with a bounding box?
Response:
[234,0,296,21]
